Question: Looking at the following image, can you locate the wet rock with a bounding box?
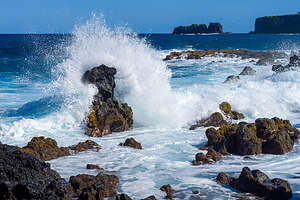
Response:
[189,112,229,130]
[0,142,72,200]
[160,184,174,199]
[219,102,245,120]
[239,66,256,75]
[70,173,119,199]
[224,75,240,83]
[119,138,142,149]
[83,64,133,137]
[217,167,293,200]
[20,136,70,161]
[20,137,99,161]
[232,111,245,120]
[141,195,157,200]
[87,164,104,171]
[192,148,222,165]
[206,148,222,161]
[272,55,300,72]
[69,140,100,153]
[203,117,299,156]
[163,49,283,64]
[115,193,133,200]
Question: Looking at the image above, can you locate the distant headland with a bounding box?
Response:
[254,12,300,34]
[173,23,223,34]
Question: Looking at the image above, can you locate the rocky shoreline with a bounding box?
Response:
[1,61,298,199]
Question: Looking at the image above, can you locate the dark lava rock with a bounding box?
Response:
[219,102,245,120]
[224,75,240,83]
[217,167,293,200]
[141,195,157,200]
[83,64,133,137]
[189,112,229,130]
[192,148,222,165]
[272,55,300,72]
[20,137,99,161]
[119,137,142,149]
[173,24,208,34]
[20,136,70,161]
[115,193,133,200]
[70,173,119,199]
[0,142,72,200]
[239,66,256,75]
[202,117,299,156]
[87,164,104,171]
[69,140,100,154]
[207,22,223,33]
[160,184,174,199]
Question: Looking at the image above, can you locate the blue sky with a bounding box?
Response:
[1,0,300,33]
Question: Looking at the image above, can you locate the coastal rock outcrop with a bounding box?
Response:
[0,142,72,200]
[119,137,142,149]
[202,117,300,156]
[163,49,282,65]
[189,102,244,130]
[192,148,222,165]
[207,22,223,33]
[83,64,133,137]
[160,184,174,199]
[255,13,300,34]
[217,167,293,200]
[239,66,256,75]
[272,55,300,72]
[224,75,240,83]
[20,136,99,161]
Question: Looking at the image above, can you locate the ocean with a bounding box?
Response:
[1,17,300,199]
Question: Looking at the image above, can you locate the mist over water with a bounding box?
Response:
[1,15,300,199]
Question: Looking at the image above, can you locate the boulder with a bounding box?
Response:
[189,112,229,130]
[207,22,223,33]
[83,65,133,137]
[217,167,293,200]
[115,194,133,200]
[160,184,174,199]
[219,102,245,120]
[202,117,299,156]
[239,66,256,75]
[86,164,104,171]
[119,138,142,149]
[20,136,70,161]
[224,75,240,83]
[272,55,300,72]
[192,148,222,165]
[20,137,100,161]
[141,195,157,200]
[0,142,72,200]
[70,173,119,199]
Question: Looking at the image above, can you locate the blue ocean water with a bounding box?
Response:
[1,19,300,199]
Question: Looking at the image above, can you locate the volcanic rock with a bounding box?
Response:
[141,195,157,200]
[239,66,256,75]
[119,137,142,149]
[224,75,240,83]
[87,164,104,171]
[272,55,300,72]
[70,173,119,199]
[189,112,229,130]
[115,194,133,200]
[217,167,293,200]
[0,142,72,200]
[160,184,174,199]
[83,64,133,137]
[207,22,223,33]
[192,148,222,165]
[173,24,208,34]
[20,137,100,161]
[203,117,300,156]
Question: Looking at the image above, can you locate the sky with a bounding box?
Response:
[1,0,300,34]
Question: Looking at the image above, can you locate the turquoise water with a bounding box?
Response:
[0,19,300,199]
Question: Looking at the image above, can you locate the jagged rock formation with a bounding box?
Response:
[172,22,223,34]
[119,137,142,149]
[272,55,300,72]
[217,167,293,200]
[20,136,99,161]
[0,142,72,200]
[163,49,283,65]
[82,64,133,137]
[203,117,300,156]
[255,13,300,34]
[189,102,244,130]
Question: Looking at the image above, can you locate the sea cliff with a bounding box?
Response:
[173,22,223,34]
[255,13,300,34]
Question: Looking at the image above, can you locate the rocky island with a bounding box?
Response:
[254,12,300,34]
[173,22,223,34]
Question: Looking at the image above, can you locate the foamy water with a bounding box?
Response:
[1,16,300,199]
